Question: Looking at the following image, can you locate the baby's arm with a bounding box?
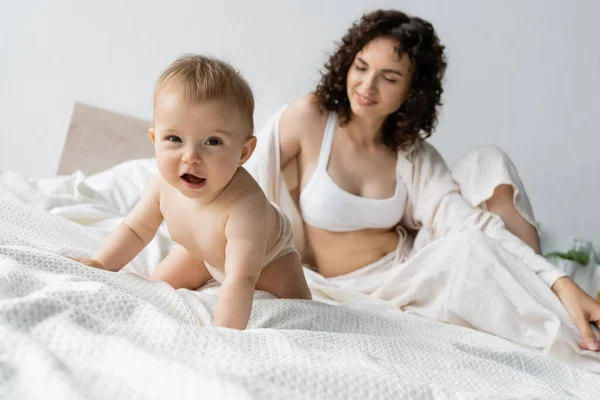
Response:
[77,174,164,272]
[212,196,269,329]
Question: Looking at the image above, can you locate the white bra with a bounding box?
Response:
[299,112,407,232]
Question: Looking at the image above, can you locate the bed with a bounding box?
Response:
[0,103,599,399]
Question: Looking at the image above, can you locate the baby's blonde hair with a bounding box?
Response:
[154,54,254,135]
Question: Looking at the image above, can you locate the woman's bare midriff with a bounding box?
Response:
[304,224,399,277]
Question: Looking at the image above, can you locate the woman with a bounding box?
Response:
[250,9,600,351]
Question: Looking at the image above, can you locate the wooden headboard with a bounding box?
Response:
[57,103,155,176]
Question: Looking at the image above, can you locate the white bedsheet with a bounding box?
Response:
[1,161,599,399]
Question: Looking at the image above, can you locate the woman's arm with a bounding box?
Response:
[405,142,563,285]
[404,142,600,350]
[278,94,324,170]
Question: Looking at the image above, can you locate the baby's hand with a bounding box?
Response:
[68,257,105,270]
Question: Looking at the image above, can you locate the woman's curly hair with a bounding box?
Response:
[314,9,447,151]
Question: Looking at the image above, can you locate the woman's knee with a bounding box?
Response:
[452,145,519,207]
[460,145,513,166]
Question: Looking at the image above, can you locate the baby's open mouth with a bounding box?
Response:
[181,173,205,187]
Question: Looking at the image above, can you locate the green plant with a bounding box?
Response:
[545,250,590,265]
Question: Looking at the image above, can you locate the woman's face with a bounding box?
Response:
[346,36,413,120]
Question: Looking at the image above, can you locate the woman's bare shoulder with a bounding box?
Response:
[280,93,329,139]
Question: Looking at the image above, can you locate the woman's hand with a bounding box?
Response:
[68,257,105,270]
[552,277,600,351]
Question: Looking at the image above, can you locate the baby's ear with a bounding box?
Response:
[148,128,156,144]
[239,135,257,166]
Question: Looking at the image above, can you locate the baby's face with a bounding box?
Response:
[150,89,253,199]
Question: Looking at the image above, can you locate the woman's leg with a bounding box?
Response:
[451,145,541,253]
[485,184,541,254]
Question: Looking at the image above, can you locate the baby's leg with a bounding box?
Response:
[151,245,211,290]
[255,252,311,300]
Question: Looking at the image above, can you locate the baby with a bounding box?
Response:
[73,55,311,329]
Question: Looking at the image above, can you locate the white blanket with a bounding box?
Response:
[1,163,600,400]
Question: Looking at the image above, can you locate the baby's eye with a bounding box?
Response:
[166,135,182,143]
[205,137,222,146]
